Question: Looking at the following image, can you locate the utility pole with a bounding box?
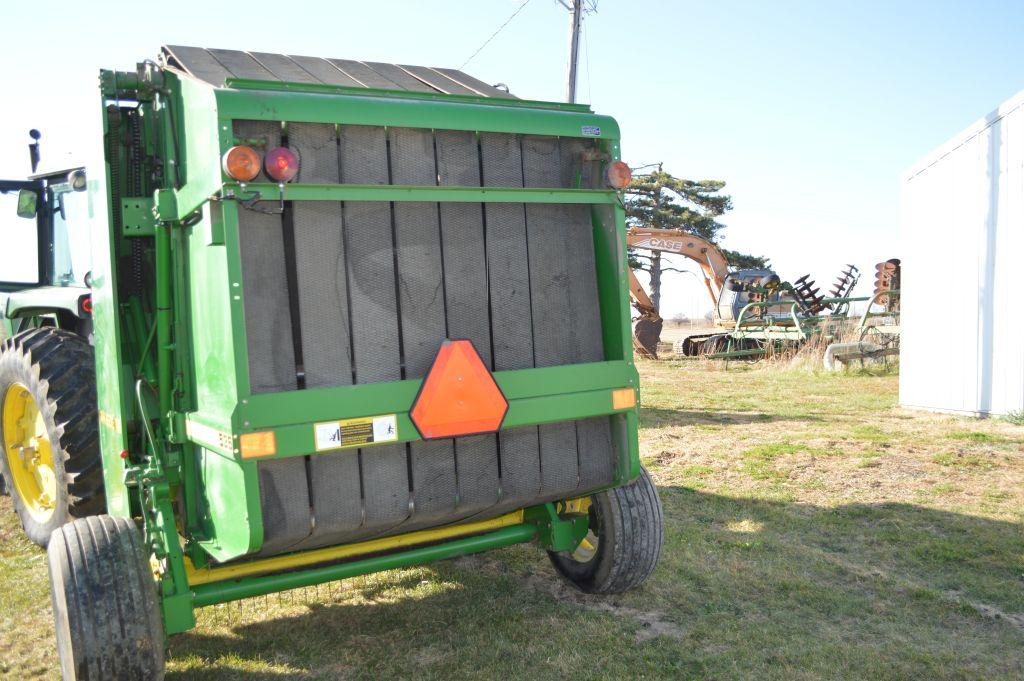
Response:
[561,0,584,103]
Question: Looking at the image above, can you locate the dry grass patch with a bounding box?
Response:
[1,360,1023,679]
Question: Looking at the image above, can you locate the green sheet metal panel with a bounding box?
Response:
[89,100,133,518]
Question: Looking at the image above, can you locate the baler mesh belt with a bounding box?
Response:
[234,123,615,555]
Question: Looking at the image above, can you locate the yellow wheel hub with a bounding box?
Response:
[561,496,598,562]
[2,383,57,522]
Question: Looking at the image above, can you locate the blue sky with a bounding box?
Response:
[2,0,1022,317]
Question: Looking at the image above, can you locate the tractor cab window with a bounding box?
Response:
[50,183,90,286]
[0,189,40,284]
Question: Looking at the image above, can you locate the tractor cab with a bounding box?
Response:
[0,165,92,339]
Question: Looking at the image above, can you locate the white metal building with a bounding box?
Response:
[900,89,1024,417]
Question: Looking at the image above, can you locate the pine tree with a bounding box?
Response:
[625,167,767,311]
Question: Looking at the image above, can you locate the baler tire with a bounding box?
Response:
[548,466,663,594]
[0,328,103,546]
[47,515,166,681]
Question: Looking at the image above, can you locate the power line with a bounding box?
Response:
[460,0,534,69]
[630,162,664,172]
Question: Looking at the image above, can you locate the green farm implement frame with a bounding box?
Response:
[822,289,902,369]
[0,48,665,678]
[703,294,873,360]
[97,58,641,632]
[701,288,902,363]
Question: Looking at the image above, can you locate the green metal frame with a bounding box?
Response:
[706,294,877,360]
[91,65,640,636]
[856,290,901,340]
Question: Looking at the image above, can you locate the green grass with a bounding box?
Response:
[931,451,997,470]
[2,361,1024,679]
[1003,410,1024,426]
[947,431,1005,443]
[741,443,807,480]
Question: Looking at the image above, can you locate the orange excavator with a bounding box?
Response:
[627,228,731,358]
[628,228,864,359]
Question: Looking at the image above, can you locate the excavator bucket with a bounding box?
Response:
[633,316,663,359]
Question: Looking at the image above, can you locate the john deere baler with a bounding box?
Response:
[42,47,662,679]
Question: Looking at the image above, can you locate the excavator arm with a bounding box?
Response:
[628,269,658,317]
[628,269,663,358]
[625,228,731,358]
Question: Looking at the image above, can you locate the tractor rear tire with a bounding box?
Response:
[47,515,166,680]
[0,328,103,546]
[548,466,663,594]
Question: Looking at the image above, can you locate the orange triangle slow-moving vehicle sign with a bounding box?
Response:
[410,340,508,439]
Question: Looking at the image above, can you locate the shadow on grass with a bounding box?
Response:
[640,406,825,427]
[166,487,1024,680]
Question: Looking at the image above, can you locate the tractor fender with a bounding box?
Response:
[3,285,91,336]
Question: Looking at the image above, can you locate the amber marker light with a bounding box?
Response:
[612,387,637,410]
[222,145,261,182]
[606,160,632,189]
[240,431,277,458]
[264,146,299,182]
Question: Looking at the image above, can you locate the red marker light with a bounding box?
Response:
[606,161,632,189]
[264,147,299,182]
[80,296,92,314]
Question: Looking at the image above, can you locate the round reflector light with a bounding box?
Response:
[606,161,632,189]
[222,145,261,182]
[264,147,299,183]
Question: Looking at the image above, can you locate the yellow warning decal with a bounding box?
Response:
[314,414,398,452]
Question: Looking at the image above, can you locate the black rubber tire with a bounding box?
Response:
[0,328,104,546]
[548,466,664,594]
[47,515,166,680]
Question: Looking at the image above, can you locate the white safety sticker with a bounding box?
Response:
[581,125,601,136]
[314,414,399,452]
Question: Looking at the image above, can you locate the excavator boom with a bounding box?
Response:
[626,228,731,357]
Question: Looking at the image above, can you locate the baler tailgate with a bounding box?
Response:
[233,121,617,554]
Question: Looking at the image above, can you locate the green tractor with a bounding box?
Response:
[1,47,663,679]
[0,132,103,542]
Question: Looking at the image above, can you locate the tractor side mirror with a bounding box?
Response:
[16,189,37,218]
